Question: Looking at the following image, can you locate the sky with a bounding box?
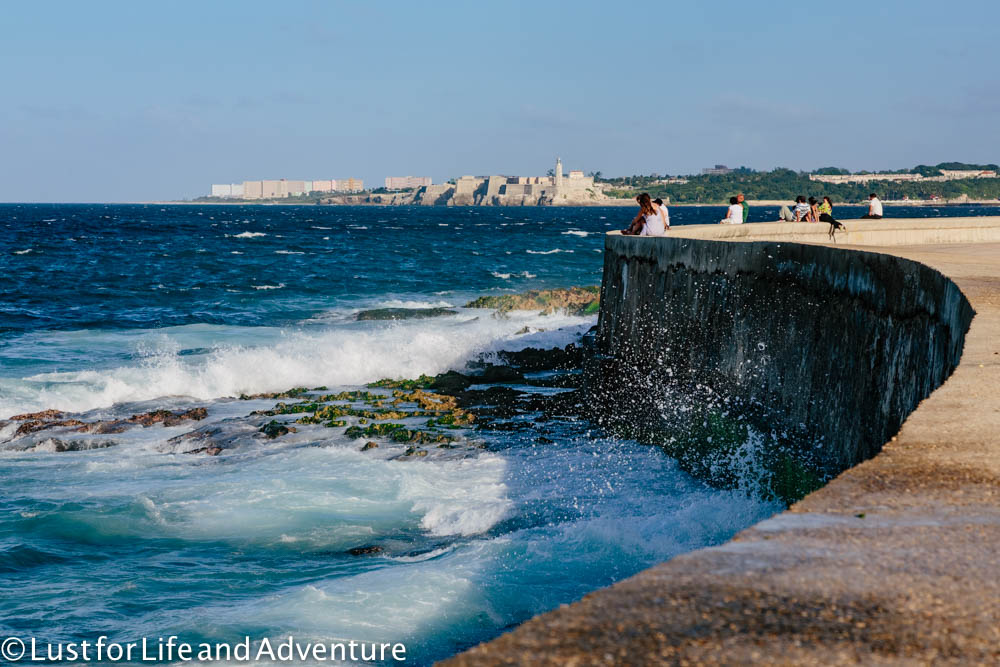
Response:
[2,0,998,202]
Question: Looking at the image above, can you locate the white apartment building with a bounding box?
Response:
[385,176,432,190]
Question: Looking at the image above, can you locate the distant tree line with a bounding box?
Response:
[600,162,1000,203]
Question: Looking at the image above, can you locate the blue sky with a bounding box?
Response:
[2,0,998,201]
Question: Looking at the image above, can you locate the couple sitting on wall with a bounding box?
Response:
[621,193,669,236]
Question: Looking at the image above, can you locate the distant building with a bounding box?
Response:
[210,183,245,198]
[939,169,997,179]
[385,176,432,190]
[283,180,307,196]
[810,170,997,185]
[243,181,263,199]
[228,177,365,199]
[701,164,733,176]
[336,178,364,192]
[810,173,922,184]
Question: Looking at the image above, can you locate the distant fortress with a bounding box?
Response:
[354,158,630,207]
[207,159,632,206]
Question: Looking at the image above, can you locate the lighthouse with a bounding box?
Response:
[555,157,563,192]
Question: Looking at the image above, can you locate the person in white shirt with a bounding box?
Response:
[720,196,744,224]
[653,198,670,231]
[793,195,811,221]
[861,193,884,219]
[621,192,666,236]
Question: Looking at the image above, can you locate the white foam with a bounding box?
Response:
[13,249,33,255]
[231,231,267,238]
[561,230,590,237]
[252,284,285,290]
[0,312,593,417]
[526,249,573,255]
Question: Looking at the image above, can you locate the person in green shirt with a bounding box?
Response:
[737,192,749,223]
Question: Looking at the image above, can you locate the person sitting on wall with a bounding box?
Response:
[653,198,670,230]
[861,193,884,219]
[807,197,821,222]
[720,196,744,224]
[776,199,797,222]
[818,195,845,237]
[793,195,811,221]
[737,192,749,223]
[621,193,666,236]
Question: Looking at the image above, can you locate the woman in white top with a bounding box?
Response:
[622,192,668,236]
[720,196,744,224]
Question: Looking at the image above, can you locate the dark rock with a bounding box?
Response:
[129,407,208,427]
[30,438,117,453]
[356,307,457,321]
[495,344,585,371]
[478,365,526,384]
[524,372,582,388]
[347,545,384,556]
[187,446,223,456]
[361,441,379,451]
[83,421,130,434]
[259,420,295,439]
[431,370,473,393]
[10,409,64,421]
[15,418,86,437]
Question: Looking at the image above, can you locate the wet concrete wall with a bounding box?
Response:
[593,232,974,478]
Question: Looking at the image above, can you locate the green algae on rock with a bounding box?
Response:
[465,286,599,316]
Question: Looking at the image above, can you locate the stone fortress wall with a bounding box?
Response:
[411,157,629,206]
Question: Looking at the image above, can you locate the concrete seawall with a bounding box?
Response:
[445,218,1000,664]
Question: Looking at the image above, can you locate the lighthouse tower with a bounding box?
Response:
[554,157,563,193]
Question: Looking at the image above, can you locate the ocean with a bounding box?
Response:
[2,203,996,664]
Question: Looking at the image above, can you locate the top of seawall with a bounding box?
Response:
[445,217,1000,664]
[622,215,1000,246]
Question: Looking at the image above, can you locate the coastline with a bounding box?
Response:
[140,198,1000,208]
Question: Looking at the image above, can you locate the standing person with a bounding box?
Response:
[621,193,665,236]
[737,193,749,223]
[861,193,884,219]
[720,196,744,224]
[793,195,811,221]
[653,198,670,230]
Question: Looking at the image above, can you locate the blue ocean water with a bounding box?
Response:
[2,203,995,664]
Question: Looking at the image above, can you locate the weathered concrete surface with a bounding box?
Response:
[444,220,1000,665]
[589,224,975,491]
